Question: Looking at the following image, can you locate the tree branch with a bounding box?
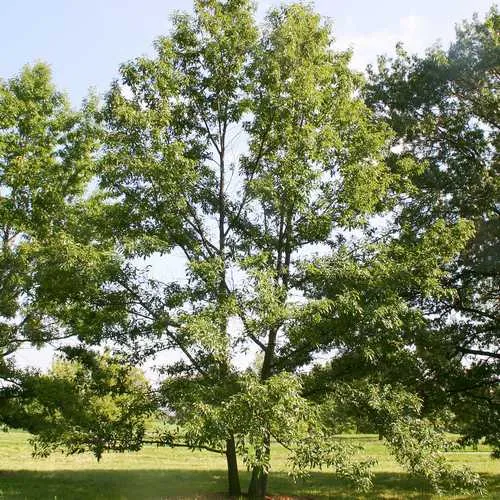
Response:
[142,440,223,454]
[456,347,500,360]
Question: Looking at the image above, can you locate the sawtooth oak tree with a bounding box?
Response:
[70,1,484,496]
[96,1,396,496]
[14,2,489,498]
[365,6,499,456]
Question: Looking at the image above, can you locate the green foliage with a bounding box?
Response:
[308,382,486,494]
[162,371,375,490]
[366,5,499,457]
[93,1,399,495]
[386,419,485,495]
[283,217,474,373]
[359,385,484,495]
[18,349,153,461]
[0,63,118,403]
[3,3,497,499]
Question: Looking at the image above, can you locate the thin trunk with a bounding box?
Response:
[249,321,275,498]
[249,210,294,498]
[251,323,276,496]
[260,326,277,381]
[259,210,285,381]
[282,208,293,289]
[226,435,241,497]
[248,466,268,498]
[247,432,270,498]
[218,118,226,258]
[217,118,242,497]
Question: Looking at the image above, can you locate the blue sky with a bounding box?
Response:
[1,0,495,106]
[2,0,494,371]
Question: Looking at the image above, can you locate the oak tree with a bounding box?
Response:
[97,1,393,496]
[366,6,499,455]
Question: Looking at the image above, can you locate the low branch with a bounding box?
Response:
[446,378,500,395]
[142,440,223,454]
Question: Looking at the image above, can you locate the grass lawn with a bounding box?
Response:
[0,431,498,499]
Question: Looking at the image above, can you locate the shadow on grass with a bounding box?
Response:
[0,469,498,500]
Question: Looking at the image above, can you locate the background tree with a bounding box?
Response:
[14,347,153,461]
[0,63,122,425]
[365,6,499,454]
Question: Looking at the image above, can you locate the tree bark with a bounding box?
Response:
[248,465,268,499]
[247,432,270,498]
[226,435,241,497]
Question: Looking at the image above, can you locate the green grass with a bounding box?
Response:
[0,431,498,499]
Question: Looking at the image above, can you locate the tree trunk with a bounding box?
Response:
[247,432,270,498]
[226,435,241,497]
[248,465,268,498]
[248,220,291,498]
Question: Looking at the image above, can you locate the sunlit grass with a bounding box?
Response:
[0,430,498,499]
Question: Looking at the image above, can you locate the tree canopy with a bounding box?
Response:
[366,5,499,455]
[0,2,497,499]
[0,63,100,393]
[93,1,397,495]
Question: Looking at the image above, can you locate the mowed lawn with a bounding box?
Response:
[0,431,498,499]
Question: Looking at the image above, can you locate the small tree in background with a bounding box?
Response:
[14,347,153,461]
